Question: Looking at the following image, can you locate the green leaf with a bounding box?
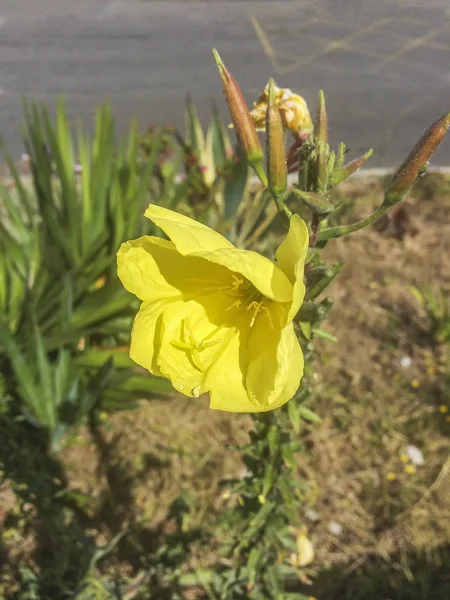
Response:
[287,400,301,434]
[306,263,343,300]
[247,547,264,587]
[299,321,311,340]
[298,405,322,423]
[75,348,135,369]
[185,97,205,156]
[312,327,337,343]
[224,149,249,222]
[209,106,232,171]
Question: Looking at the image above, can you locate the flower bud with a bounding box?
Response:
[212,50,265,172]
[291,188,334,216]
[314,90,327,144]
[314,91,329,192]
[334,142,347,171]
[331,149,373,185]
[266,79,287,196]
[385,112,450,206]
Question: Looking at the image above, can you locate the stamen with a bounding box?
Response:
[225,299,242,312]
[261,306,275,330]
[247,301,264,327]
[230,274,244,292]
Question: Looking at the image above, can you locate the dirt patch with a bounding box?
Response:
[2,174,450,596]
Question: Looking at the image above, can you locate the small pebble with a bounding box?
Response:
[305,508,319,522]
[328,521,342,536]
[400,356,412,369]
[406,445,424,466]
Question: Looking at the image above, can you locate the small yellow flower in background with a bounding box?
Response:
[386,472,396,481]
[404,464,417,475]
[249,82,313,136]
[411,379,420,388]
[94,274,107,290]
[117,204,309,413]
[258,494,266,504]
[400,453,409,463]
[439,405,448,413]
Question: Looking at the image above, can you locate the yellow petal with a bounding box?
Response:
[145,204,293,303]
[117,236,182,302]
[145,203,234,254]
[156,294,238,398]
[206,326,259,412]
[117,234,232,302]
[246,320,303,410]
[276,214,309,321]
[208,319,303,413]
[193,247,293,303]
[129,299,171,377]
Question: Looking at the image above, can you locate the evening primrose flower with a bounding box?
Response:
[250,82,313,136]
[117,204,309,413]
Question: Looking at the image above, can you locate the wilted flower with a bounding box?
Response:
[117,204,309,412]
[250,82,313,136]
[294,533,315,567]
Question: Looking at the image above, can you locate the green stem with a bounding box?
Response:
[317,201,390,242]
[252,160,268,188]
[271,189,293,221]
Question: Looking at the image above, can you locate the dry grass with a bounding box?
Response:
[2,174,450,598]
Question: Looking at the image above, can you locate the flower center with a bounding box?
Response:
[224,274,274,328]
[171,318,222,373]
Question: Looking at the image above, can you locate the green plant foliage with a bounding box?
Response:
[0,99,172,444]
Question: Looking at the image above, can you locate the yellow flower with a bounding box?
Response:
[386,472,396,481]
[117,204,309,412]
[250,82,313,136]
[404,464,416,475]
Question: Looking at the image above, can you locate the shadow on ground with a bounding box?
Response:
[300,546,450,600]
[0,412,199,599]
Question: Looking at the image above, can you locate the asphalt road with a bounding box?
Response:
[1,0,450,165]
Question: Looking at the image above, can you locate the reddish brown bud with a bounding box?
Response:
[213,50,265,172]
[386,112,450,205]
